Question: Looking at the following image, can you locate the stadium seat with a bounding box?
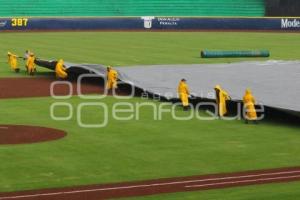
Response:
[0,0,265,17]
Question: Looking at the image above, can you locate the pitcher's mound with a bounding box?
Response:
[0,125,66,145]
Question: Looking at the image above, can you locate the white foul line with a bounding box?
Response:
[185,174,300,188]
[1,170,300,199]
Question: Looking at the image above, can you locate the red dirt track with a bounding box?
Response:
[0,125,66,145]
[0,77,103,99]
[0,166,300,200]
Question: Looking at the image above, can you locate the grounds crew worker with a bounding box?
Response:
[55,59,68,79]
[24,50,30,60]
[26,53,36,76]
[177,79,190,110]
[214,85,231,117]
[7,52,20,73]
[243,89,258,124]
[24,50,31,71]
[106,66,118,90]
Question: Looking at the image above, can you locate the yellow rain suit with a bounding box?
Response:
[7,52,19,71]
[178,80,190,107]
[55,59,68,79]
[106,67,118,89]
[243,89,257,120]
[27,54,36,74]
[215,85,230,117]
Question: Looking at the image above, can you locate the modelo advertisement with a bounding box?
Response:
[0,17,300,31]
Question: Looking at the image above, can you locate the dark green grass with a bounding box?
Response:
[0,32,300,77]
[0,96,299,192]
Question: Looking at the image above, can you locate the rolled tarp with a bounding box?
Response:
[201,50,270,58]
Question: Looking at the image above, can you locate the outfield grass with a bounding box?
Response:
[0,96,300,193]
[1,32,300,77]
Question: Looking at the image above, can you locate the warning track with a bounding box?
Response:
[0,166,300,200]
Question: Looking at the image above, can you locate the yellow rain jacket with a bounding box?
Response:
[55,59,68,79]
[243,89,257,120]
[215,85,230,117]
[27,54,36,73]
[7,52,19,71]
[178,80,190,107]
[106,67,118,89]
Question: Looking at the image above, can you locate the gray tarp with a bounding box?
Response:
[40,60,300,114]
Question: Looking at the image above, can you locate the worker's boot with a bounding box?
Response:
[183,106,189,111]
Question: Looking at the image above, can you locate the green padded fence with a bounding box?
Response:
[0,0,265,17]
[201,50,270,58]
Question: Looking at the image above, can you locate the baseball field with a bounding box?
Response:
[1,32,300,200]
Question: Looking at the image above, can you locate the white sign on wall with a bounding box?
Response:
[141,16,155,29]
[281,18,300,28]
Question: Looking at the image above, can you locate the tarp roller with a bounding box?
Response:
[201,50,270,58]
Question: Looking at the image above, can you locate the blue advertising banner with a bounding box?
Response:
[0,17,299,31]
